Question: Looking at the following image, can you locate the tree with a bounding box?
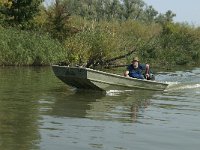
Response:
[0,0,12,7]
[103,0,121,20]
[120,0,145,20]
[1,0,43,26]
[81,0,97,20]
[0,0,12,24]
[63,0,82,16]
[142,5,158,22]
[95,0,106,21]
[45,0,72,41]
[155,10,176,25]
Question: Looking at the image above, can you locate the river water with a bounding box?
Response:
[0,67,199,150]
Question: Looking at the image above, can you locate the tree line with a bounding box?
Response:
[0,0,200,68]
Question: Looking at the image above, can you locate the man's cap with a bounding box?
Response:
[132,56,139,62]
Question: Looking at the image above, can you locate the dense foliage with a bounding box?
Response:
[0,0,200,68]
[0,28,66,66]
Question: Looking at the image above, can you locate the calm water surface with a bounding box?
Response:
[0,67,200,150]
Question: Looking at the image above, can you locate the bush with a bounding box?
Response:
[0,28,66,66]
[64,19,163,67]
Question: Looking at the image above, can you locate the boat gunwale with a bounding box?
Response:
[89,78,165,91]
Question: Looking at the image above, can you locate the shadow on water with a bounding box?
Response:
[46,90,106,118]
[43,88,158,123]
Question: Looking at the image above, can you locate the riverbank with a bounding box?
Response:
[1,20,200,68]
[1,1,200,68]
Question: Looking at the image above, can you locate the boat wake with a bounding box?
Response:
[166,83,200,91]
[106,90,134,96]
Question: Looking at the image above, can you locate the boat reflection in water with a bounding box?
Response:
[45,89,157,123]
